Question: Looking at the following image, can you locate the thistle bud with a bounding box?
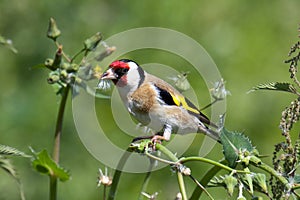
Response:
[44,58,55,70]
[224,175,237,196]
[253,173,267,193]
[47,72,60,84]
[241,168,253,195]
[84,32,102,52]
[47,18,61,40]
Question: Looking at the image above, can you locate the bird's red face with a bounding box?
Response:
[101,60,130,85]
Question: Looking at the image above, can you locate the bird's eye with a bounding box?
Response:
[114,68,129,77]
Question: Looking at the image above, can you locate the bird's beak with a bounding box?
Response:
[101,68,117,80]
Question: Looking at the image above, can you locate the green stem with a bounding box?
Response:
[179,157,235,172]
[189,175,214,200]
[103,185,107,200]
[50,176,57,200]
[108,148,132,200]
[50,85,70,200]
[200,98,218,111]
[155,143,179,162]
[138,160,155,200]
[145,150,176,165]
[293,184,300,190]
[70,48,85,63]
[293,191,300,198]
[177,172,188,200]
[249,156,290,189]
[189,160,227,200]
[155,144,188,200]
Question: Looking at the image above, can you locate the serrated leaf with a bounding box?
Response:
[294,175,300,183]
[0,144,30,157]
[220,128,254,168]
[31,149,70,182]
[248,82,297,94]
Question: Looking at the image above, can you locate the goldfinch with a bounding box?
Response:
[99,59,220,142]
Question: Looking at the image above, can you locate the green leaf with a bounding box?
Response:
[294,175,300,184]
[220,128,254,168]
[31,63,48,69]
[248,82,297,94]
[0,144,30,157]
[30,149,70,182]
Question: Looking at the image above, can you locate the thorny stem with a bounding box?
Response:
[50,85,70,200]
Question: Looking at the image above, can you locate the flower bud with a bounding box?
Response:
[84,32,102,52]
[47,18,61,40]
[47,72,60,84]
[44,58,55,70]
[253,173,267,193]
[224,175,237,196]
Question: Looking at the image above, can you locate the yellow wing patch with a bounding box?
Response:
[170,93,200,114]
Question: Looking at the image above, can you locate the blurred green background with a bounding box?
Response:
[1,0,300,199]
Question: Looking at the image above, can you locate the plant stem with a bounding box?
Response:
[50,85,70,200]
[108,148,132,200]
[177,172,188,200]
[179,157,235,172]
[189,160,226,200]
[155,144,188,200]
[50,176,57,200]
[103,185,107,200]
[155,143,178,161]
[138,159,155,200]
[188,175,214,200]
[249,156,290,189]
[145,150,176,165]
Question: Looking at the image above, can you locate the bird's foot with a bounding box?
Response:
[151,135,166,147]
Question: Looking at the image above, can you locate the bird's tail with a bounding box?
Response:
[198,125,222,143]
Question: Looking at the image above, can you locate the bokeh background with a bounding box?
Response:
[1,0,300,199]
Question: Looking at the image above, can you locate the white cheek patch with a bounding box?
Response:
[125,62,142,90]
